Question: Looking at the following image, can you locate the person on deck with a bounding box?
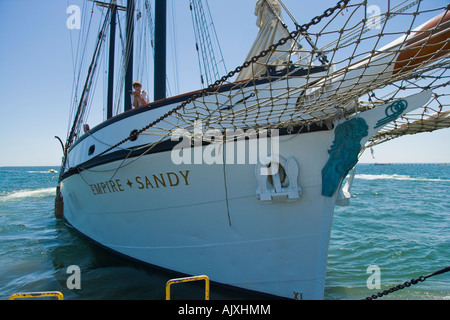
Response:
[131,81,149,108]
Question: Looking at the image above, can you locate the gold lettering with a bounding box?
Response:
[145,176,154,189]
[167,172,179,187]
[109,180,118,192]
[136,176,145,189]
[90,184,97,195]
[94,183,103,194]
[116,179,124,192]
[179,170,190,185]
[90,171,191,196]
[153,174,166,188]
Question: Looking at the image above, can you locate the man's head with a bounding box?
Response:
[132,81,142,91]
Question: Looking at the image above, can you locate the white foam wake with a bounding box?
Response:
[355,174,447,182]
[0,188,56,202]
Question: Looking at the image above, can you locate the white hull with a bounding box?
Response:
[62,131,335,299]
[60,89,431,299]
[58,1,449,298]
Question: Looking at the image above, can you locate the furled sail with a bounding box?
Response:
[236,0,305,81]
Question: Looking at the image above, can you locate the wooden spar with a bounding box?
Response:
[107,2,117,119]
[124,0,135,111]
[394,10,450,75]
[154,0,167,101]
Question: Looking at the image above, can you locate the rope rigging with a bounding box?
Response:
[189,0,227,88]
[67,5,111,147]
[66,0,449,169]
[67,0,97,138]
[91,0,351,159]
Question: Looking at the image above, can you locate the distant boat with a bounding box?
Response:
[48,169,58,173]
[56,0,449,299]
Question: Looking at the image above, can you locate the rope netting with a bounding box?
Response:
[143,1,449,142]
[87,0,449,161]
[365,68,450,148]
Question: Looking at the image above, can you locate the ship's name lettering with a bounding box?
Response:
[89,170,190,196]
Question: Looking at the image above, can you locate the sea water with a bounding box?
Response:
[0,164,448,300]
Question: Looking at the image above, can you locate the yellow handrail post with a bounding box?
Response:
[166,275,210,300]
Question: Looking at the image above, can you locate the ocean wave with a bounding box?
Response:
[0,188,56,202]
[355,174,448,182]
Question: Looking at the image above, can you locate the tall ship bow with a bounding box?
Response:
[57,0,450,299]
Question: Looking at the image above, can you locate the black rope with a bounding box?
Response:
[362,266,450,300]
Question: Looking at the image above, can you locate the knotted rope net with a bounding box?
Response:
[90,0,449,160]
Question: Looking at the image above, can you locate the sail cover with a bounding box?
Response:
[236,0,304,81]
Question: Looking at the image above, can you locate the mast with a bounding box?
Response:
[124,0,135,111]
[154,0,167,101]
[107,1,117,119]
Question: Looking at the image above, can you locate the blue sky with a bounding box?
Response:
[0,0,448,166]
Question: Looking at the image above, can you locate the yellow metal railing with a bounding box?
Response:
[166,275,210,300]
[9,291,64,300]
